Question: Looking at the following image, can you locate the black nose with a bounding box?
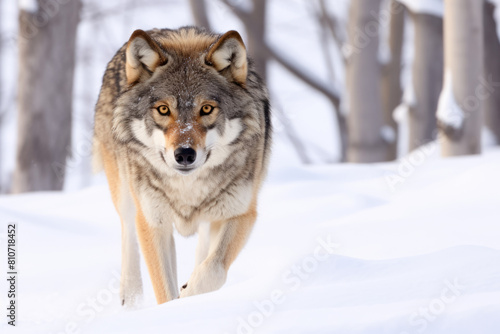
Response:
[174,147,197,166]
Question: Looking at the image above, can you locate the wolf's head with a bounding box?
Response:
[112,27,253,175]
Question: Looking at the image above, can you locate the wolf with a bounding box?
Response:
[92,27,271,305]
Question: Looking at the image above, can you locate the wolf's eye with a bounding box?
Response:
[157,105,170,116]
[200,105,214,116]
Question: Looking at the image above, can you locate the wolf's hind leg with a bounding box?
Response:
[180,204,257,298]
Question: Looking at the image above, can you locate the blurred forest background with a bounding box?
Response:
[0,0,499,194]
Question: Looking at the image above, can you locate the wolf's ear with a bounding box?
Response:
[126,30,167,85]
[206,30,248,86]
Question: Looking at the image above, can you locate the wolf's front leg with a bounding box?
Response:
[180,205,257,298]
[119,192,143,307]
[134,199,178,304]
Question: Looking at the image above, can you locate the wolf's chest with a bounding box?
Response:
[164,173,218,207]
[157,174,253,235]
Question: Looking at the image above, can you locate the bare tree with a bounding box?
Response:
[245,0,268,82]
[407,11,443,150]
[13,0,81,193]
[380,0,405,159]
[483,0,500,145]
[346,0,389,162]
[316,0,347,161]
[318,0,347,56]
[439,0,483,156]
[189,0,211,31]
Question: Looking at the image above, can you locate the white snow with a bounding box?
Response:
[393,102,408,124]
[380,125,396,143]
[436,69,465,130]
[482,127,498,147]
[393,103,410,157]
[18,0,38,13]
[1,149,500,333]
[402,69,417,107]
[397,0,444,17]
[393,67,415,157]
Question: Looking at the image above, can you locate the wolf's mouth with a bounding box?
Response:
[175,167,195,175]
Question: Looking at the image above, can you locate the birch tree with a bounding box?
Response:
[408,10,443,150]
[381,0,405,159]
[13,0,81,192]
[438,0,483,156]
[346,0,389,162]
[483,0,500,145]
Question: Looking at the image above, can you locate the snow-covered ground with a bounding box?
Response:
[1,148,499,333]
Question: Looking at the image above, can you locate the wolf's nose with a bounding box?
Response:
[174,147,197,166]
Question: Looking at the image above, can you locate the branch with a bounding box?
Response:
[220,0,250,21]
[271,94,312,164]
[81,0,172,21]
[263,43,341,106]
[318,0,346,61]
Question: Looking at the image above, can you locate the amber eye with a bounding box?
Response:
[200,105,214,116]
[157,105,170,116]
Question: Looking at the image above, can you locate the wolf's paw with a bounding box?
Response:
[120,280,143,308]
[121,291,143,309]
[179,260,226,298]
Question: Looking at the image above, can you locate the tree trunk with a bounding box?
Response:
[189,0,211,31]
[380,0,405,160]
[0,0,3,192]
[439,0,483,156]
[409,12,443,150]
[246,0,268,82]
[346,0,388,162]
[483,1,500,144]
[13,0,81,193]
